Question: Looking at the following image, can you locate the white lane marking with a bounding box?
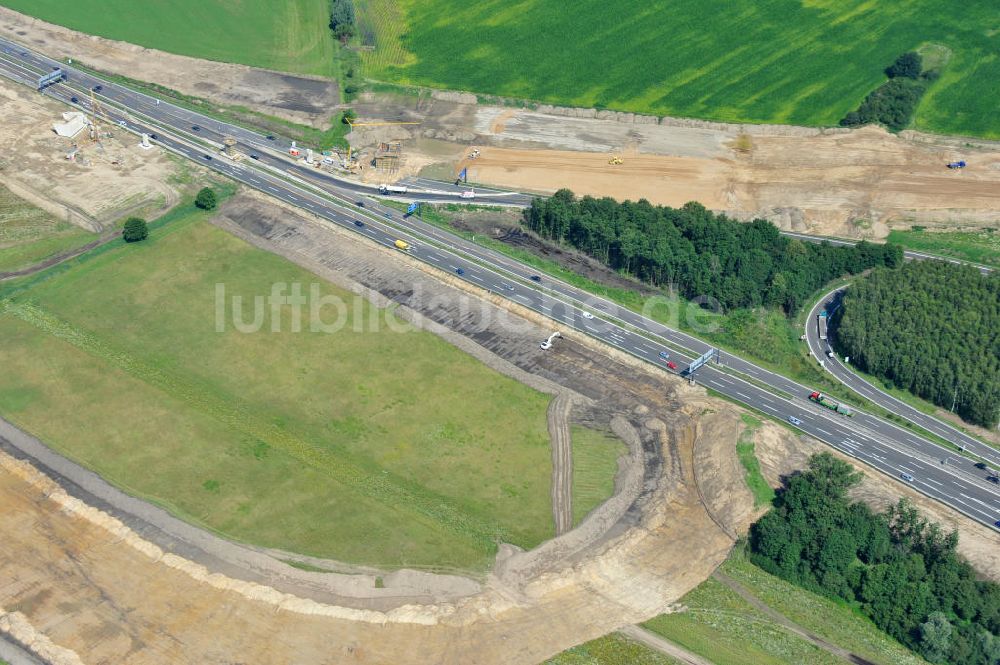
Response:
[815,427,831,436]
[961,493,1000,513]
[922,477,943,487]
[736,392,751,400]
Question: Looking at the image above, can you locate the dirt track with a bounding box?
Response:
[547,393,574,535]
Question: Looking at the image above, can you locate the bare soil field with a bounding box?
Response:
[0,7,339,128]
[349,93,1000,240]
[0,77,185,232]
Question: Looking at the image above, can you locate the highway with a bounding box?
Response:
[808,288,1000,470]
[1,39,998,531]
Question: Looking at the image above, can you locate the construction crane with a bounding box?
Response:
[343,118,421,166]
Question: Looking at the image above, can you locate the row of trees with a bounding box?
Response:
[522,190,903,314]
[833,261,1000,428]
[750,454,1000,664]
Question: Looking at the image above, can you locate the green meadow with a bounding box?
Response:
[0,0,338,77]
[0,209,620,571]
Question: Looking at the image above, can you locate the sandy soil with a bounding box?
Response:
[349,92,1000,239]
[753,421,1000,580]
[0,7,339,129]
[0,77,185,231]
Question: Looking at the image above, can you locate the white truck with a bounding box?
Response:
[379,184,408,195]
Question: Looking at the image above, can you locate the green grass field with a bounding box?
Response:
[0,185,95,274]
[0,208,585,571]
[0,0,338,77]
[643,549,928,665]
[571,426,626,526]
[545,633,683,665]
[887,227,1000,268]
[361,0,1000,138]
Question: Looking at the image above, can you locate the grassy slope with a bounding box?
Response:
[571,426,626,526]
[0,210,560,571]
[0,0,338,77]
[363,0,1000,138]
[0,185,95,273]
[735,414,774,508]
[719,550,929,665]
[643,551,930,665]
[545,633,684,665]
[887,228,1000,269]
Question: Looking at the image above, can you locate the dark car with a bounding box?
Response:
[70,96,79,104]
[354,220,365,228]
[987,475,999,485]
[250,154,259,160]
[266,135,276,141]
[192,125,201,132]
[92,84,102,92]
[355,200,365,208]
[455,267,465,275]
[529,275,541,282]
[20,51,28,57]
[995,520,1000,528]
[383,212,392,219]
[975,462,988,470]
[149,133,158,141]
[202,154,213,161]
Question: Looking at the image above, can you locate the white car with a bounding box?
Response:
[581,312,595,320]
[788,416,802,426]
[540,340,552,350]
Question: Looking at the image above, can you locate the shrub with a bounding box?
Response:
[195,187,217,211]
[122,217,148,243]
[886,51,922,79]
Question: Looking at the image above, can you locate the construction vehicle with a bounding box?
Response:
[394,239,410,251]
[609,155,624,165]
[540,331,562,350]
[809,391,853,416]
[288,141,301,157]
[380,184,408,195]
[947,160,966,169]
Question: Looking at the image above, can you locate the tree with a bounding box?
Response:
[195,187,217,211]
[886,51,923,79]
[122,216,148,243]
[920,612,953,664]
[341,108,357,125]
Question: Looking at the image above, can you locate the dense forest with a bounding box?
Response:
[833,261,1000,428]
[750,454,1000,664]
[522,191,903,313]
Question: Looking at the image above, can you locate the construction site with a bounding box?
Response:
[1,7,1000,665]
[0,76,192,235]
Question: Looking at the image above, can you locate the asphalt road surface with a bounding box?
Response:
[1,40,998,530]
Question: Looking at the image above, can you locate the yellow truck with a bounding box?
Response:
[394,239,410,251]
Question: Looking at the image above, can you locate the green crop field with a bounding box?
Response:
[361,0,1000,138]
[0,208,622,571]
[0,0,338,77]
[0,185,95,274]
